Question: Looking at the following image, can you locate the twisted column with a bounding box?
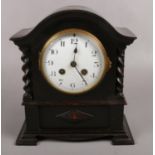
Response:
[115,46,126,96]
[19,46,33,101]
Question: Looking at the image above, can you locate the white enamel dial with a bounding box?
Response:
[39,29,110,94]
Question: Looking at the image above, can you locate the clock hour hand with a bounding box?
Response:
[73,47,77,61]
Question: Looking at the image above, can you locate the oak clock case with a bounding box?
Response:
[10,8,136,145]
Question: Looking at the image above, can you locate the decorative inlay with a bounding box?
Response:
[56,110,94,122]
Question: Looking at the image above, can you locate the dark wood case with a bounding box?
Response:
[10,7,136,145]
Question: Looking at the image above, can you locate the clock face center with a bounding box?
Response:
[70,61,77,67]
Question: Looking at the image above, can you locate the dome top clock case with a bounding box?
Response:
[10,6,136,145]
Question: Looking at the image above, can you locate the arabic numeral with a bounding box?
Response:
[51,49,58,54]
[59,79,63,85]
[71,38,78,44]
[47,60,54,65]
[70,83,76,89]
[94,61,100,67]
[91,50,97,57]
[60,41,65,47]
[51,71,56,77]
[91,73,96,78]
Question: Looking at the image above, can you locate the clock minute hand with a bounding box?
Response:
[75,66,88,85]
[71,47,88,85]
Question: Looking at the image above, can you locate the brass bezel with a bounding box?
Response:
[39,28,111,94]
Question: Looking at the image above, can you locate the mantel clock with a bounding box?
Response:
[10,6,136,145]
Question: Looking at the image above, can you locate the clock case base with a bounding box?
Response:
[16,115,134,145]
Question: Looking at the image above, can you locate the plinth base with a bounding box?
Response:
[16,115,134,145]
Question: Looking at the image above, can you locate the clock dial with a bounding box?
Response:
[39,29,111,94]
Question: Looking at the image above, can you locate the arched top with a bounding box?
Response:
[10,6,136,46]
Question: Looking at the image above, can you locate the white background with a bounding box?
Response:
[2,0,152,155]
